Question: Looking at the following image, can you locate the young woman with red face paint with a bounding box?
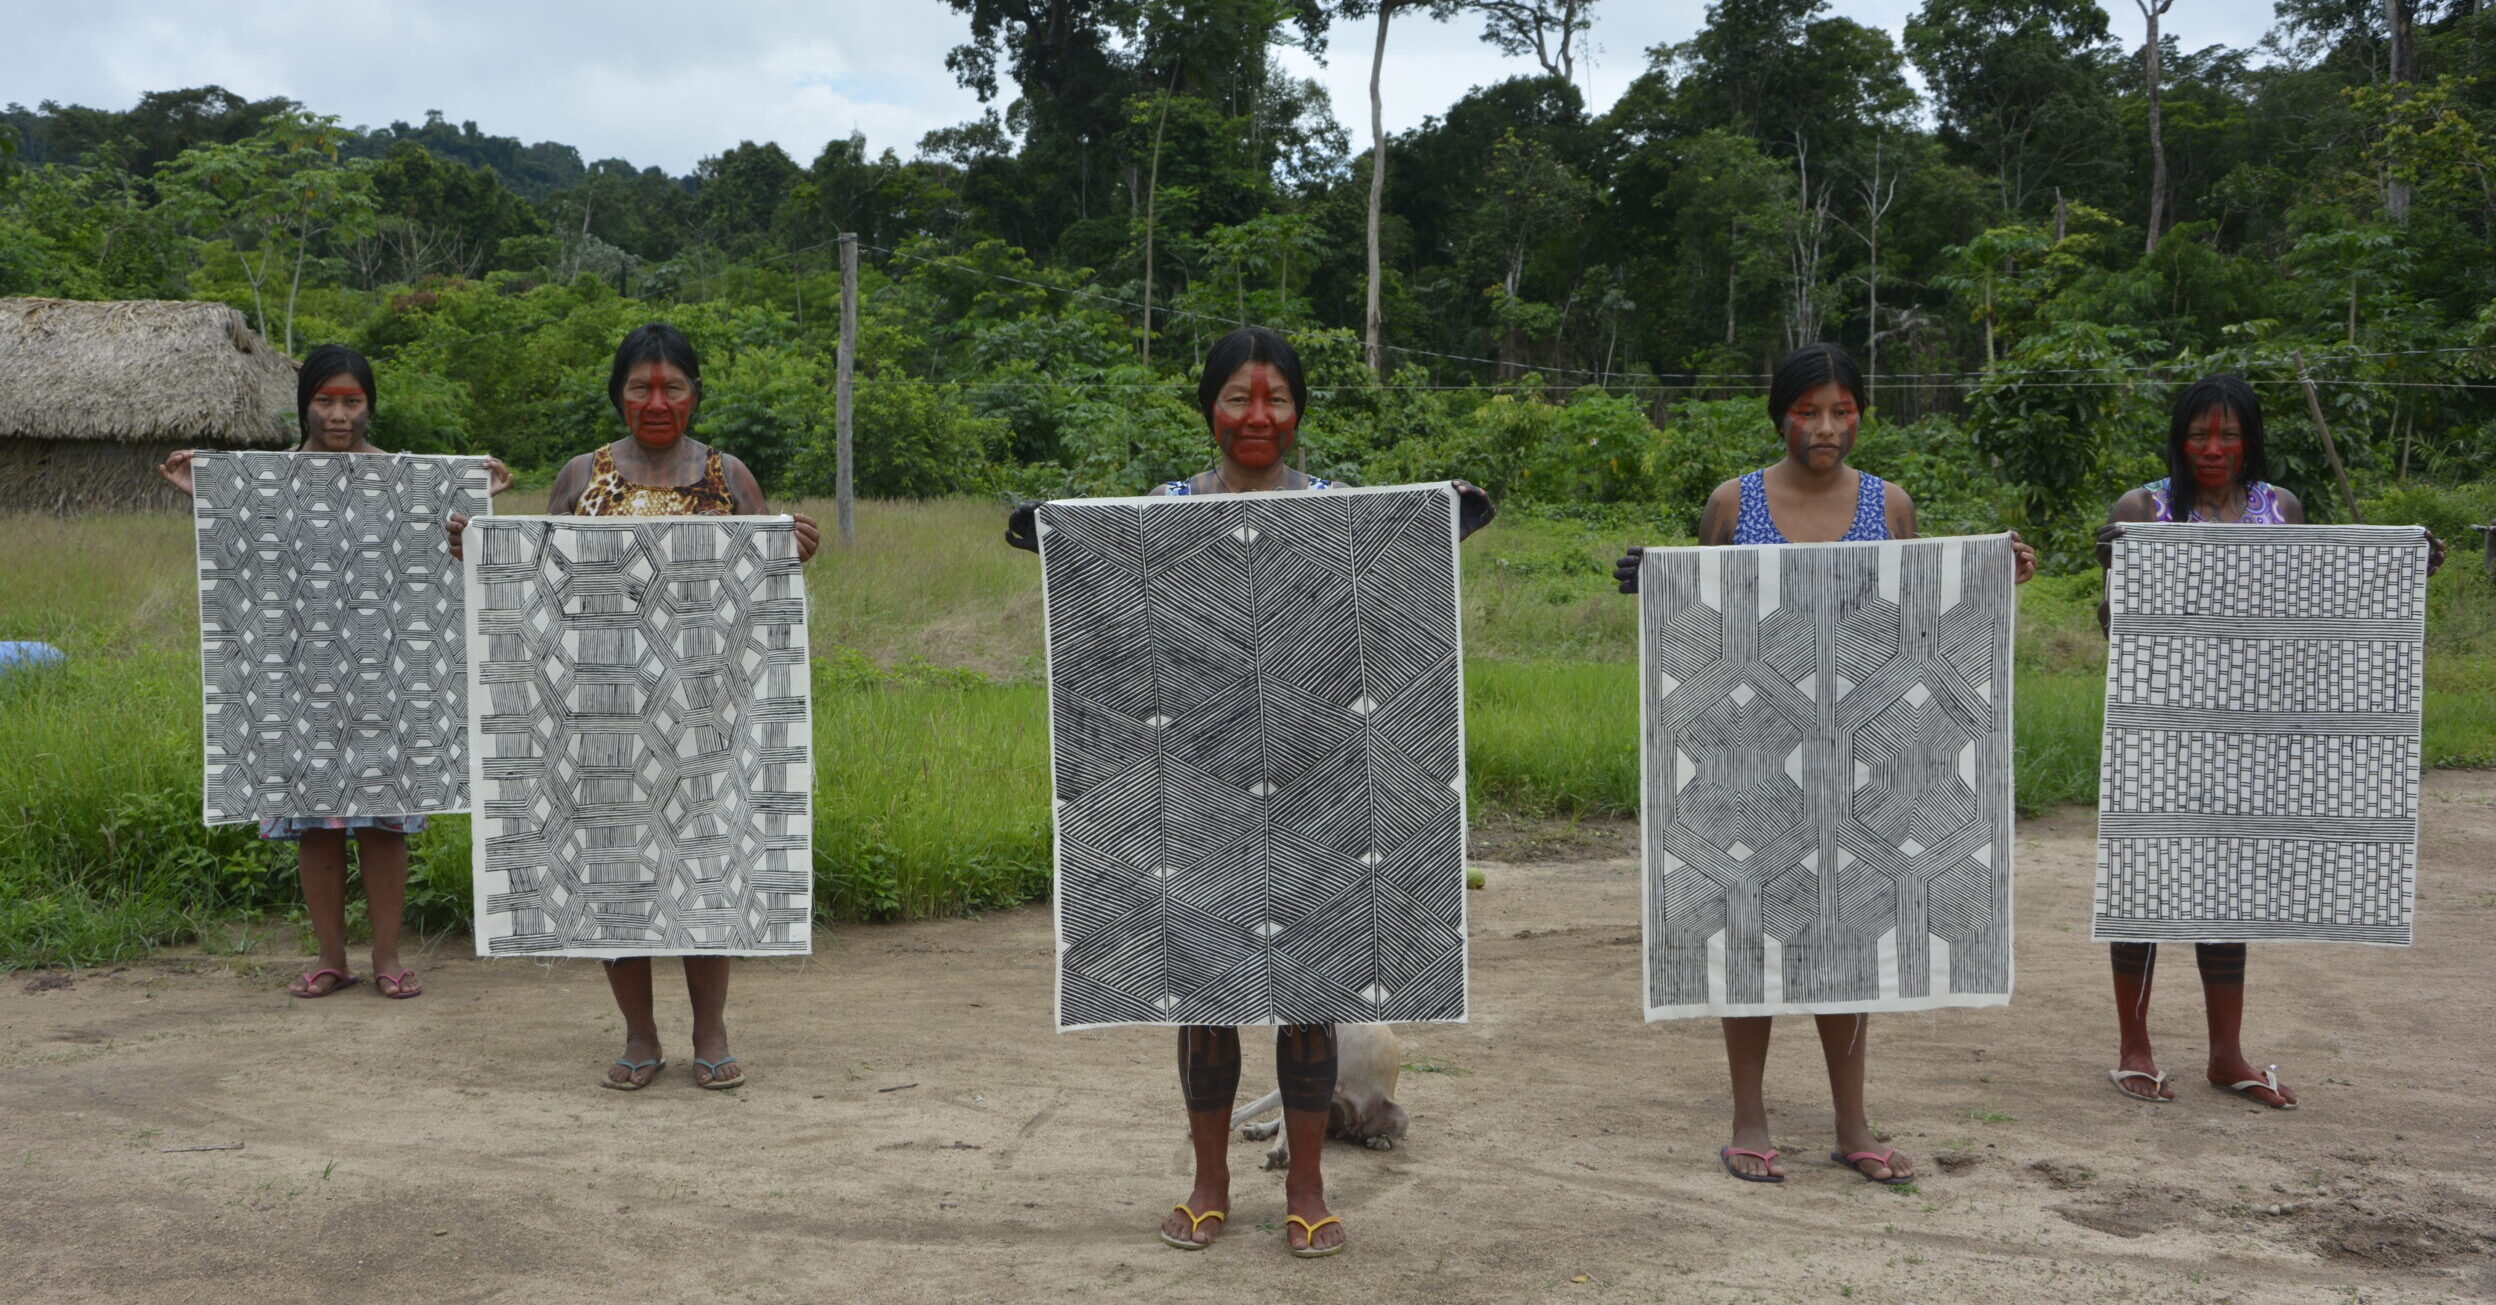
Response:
[2093,375,2441,1111]
[157,344,514,1001]
[1009,327,1491,1256]
[1614,343,2038,1185]
[450,323,820,1091]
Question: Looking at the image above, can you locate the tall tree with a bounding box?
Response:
[2385,0,2415,220]
[1474,0,1595,82]
[1347,0,1463,376]
[2135,0,2174,251]
[1906,0,2120,214]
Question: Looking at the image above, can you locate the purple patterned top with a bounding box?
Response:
[1731,468,1889,544]
[2144,477,2289,524]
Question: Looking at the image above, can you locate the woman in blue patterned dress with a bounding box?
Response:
[1011,327,1491,1257]
[157,344,512,1000]
[2094,375,2441,1110]
[1617,344,2036,1184]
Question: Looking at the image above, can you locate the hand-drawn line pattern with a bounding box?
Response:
[1639,536,2016,1020]
[192,451,489,825]
[1039,484,1468,1030]
[2094,523,2425,946]
[466,517,812,958]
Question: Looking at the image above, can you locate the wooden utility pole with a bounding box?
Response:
[2294,350,2364,523]
[836,232,857,546]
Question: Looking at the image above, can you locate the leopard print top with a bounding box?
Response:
[575,444,739,518]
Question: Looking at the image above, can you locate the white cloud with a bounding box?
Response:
[9,0,2297,174]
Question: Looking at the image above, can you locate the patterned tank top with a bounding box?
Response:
[576,444,739,518]
[2143,477,2288,524]
[1730,468,1889,544]
[1158,467,1333,495]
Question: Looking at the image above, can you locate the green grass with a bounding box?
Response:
[4,498,2493,967]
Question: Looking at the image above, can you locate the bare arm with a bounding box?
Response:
[720,452,819,562]
[2095,488,2162,635]
[1884,481,1918,541]
[1695,479,1741,548]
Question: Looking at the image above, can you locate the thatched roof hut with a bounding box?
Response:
[0,298,297,513]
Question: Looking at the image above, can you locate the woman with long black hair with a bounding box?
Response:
[159,343,513,1001]
[1617,343,2037,1185]
[2094,374,2441,1109]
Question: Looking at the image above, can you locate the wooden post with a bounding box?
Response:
[836,233,857,546]
[2293,350,2363,523]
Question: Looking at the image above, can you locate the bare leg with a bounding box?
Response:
[2198,944,2294,1107]
[2110,942,2173,1098]
[289,830,352,995]
[684,956,737,1084]
[1278,1024,1343,1253]
[603,958,662,1087]
[355,829,411,990]
[1721,1016,1784,1178]
[1818,1013,1910,1179]
[1162,1027,1239,1247]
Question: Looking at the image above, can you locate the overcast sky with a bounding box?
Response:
[17,1,2289,175]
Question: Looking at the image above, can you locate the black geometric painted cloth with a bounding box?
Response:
[465,517,812,958]
[1639,535,2016,1019]
[2095,523,2426,946]
[191,451,490,825]
[1038,484,1468,1029]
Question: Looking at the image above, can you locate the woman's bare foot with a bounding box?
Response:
[1282,1175,1343,1254]
[1722,1124,1786,1179]
[1159,1173,1230,1247]
[606,1033,663,1088]
[2209,1056,2297,1108]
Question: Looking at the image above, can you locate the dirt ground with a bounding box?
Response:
[4,779,2492,1305]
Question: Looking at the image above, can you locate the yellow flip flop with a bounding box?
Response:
[1160,1204,1226,1250]
[1285,1214,1344,1258]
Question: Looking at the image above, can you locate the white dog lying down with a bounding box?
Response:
[1228,1023,1410,1170]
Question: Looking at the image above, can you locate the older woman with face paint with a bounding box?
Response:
[1614,344,2037,1186]
[2094,376,2441,1111]
[450,323,820,1091]
[1010,326,1491,1256]
[157,344,514,1000]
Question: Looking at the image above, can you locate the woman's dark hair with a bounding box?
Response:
[607,322,703,413]
[2164,374,2267,496]
[1765,343,1866,426]
[295,344,376,445]
[1196,326,1309,432]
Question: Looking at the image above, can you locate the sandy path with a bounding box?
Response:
[4,778,2492,1304]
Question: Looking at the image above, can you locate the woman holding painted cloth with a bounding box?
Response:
[1615,343,2037,1184]
[450,323,819,1090]
[1010,326,1491,1256]
[159,344,514,1001]
[2094,375,2442,1109]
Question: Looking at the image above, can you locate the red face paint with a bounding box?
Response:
[2183,406,2245,493]
[1214,363,1298,472]
[628,360,691,448]
[1783,381,1858,471]
[305,374,370,450]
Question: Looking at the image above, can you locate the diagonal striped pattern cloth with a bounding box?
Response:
[1037,483,1469,1029]
[2094,523,2427,945]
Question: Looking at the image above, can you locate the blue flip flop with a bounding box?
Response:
[693,1056,744,1090]
[602,1057,665,1091]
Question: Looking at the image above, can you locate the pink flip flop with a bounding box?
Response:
[373,969,423,1000]
[289,967,360,998]
[1719,1146,1784,1183]
[1830,1148,1915,1185]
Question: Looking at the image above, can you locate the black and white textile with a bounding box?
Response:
[465,517,812,958]
[2094,523,2425,945]
[192,451,489,825]
[1639,536,2017,1019]
[1038,484,1469,1029]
